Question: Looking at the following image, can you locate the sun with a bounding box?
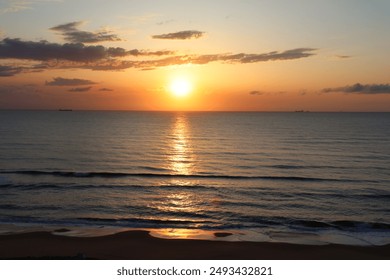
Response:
[170,78,192,97]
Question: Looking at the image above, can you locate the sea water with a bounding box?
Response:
[0,111,389,245]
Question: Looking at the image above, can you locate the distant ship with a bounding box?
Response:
[58,109,73,111]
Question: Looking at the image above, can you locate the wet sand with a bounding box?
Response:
[0,230,389,260]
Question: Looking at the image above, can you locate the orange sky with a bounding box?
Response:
[1,0,389,111]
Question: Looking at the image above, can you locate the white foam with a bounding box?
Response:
[317,230,390,246]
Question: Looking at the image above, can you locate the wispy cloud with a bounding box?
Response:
[249,90,263,96]
[152,30,205,40]
[0,0,61,15]
[68,86,92,92]
[99,87,113,91]
[127,49,175,56]
[50,21,121,44]
[248,90,288,96]
[322,83,390,94]
[31,48,317,72]
[237,48,317,63]
[0,0,31,14]
[45,77,97,86]
[335,55,352,59]
[0,65,23,76]
[135,48,317,68]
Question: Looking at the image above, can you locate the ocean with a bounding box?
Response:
[0,111,389,245]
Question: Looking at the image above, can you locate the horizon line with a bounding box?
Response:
[1,109,389,113]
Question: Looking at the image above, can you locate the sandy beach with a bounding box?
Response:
[0,230,389,260]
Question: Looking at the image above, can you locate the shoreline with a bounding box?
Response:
[0,229,389,260]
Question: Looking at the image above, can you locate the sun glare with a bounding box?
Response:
[170,78,192,97]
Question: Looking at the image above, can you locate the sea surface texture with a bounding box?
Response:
[0,111,389,245]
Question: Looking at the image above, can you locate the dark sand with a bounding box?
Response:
[0,230,389,259]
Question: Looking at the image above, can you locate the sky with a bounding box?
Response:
[0,0,389,111]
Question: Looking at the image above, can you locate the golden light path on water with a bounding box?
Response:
[146,114,210,238]
[169,113,194,175]
[150,228,214,240]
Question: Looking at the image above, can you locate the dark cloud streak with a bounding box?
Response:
[0,38,175,64]
[68,86,92,92]
[238,48,316,63]
[322,83,390,94]
[335,55,352,59]
[128,49,175,56]
[0,65,23,76]
[0,38,115,62]
[152,30,204,40]
[46,77,97,86]
[249,90,263,95]
[99,88,113,91]
[50,21,121,44]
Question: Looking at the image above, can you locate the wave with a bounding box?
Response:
[330,220,390,230]
[232,215,390,231]
[1,214,389,233]
[0,204,61,211]
[77,217,212,226]
[0,170,378,183]
[0,182,215,191]
[268,164,352,170]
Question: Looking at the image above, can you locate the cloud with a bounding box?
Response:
[50,21,121,44]
[0,38,175,63]
[152,30,205,40]
[335,55,352,59]
[249,90,263,96]
[46,77,97,86]
[39,48,317,72]
[0,0,31,14]
[68,86,92,92]
[127,49,175,56]
[148,48,317,66]
[99,87,113,91]
[0,36,317,74]
[322,83,390,94]
[0,38,118,62]
[137,48,317,68]
[237,48,317,63]
[0,0,61,15]
[0,65,23,76]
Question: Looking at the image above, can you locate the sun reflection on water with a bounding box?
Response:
[146,190,210,232]
[150,228,213,240]
[153,192,200,213]
[145,114,211,234]
[169,114,194,175]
